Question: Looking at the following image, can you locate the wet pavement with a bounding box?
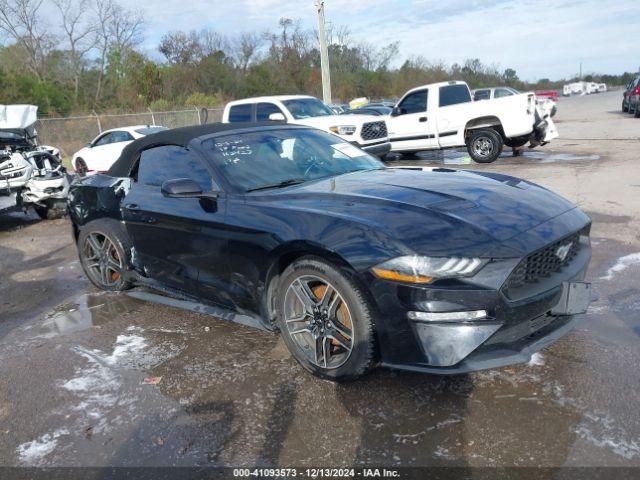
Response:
[1,93,640,470]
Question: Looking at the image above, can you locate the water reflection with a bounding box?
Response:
[39,293,144,338]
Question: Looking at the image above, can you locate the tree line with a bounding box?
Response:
[0,0,635,116]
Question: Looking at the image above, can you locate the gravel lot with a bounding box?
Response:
[1,90,639,470]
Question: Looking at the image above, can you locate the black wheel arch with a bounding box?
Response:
[260,241,360,331]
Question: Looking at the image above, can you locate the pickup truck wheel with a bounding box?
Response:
[78,219,132,292]
[276,256,377,381]
[467,129,503,163]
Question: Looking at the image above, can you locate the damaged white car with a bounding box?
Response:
[0,105,70,219]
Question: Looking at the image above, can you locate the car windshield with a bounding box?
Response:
[135,126,169,136]
[282,98,335,119]
[202,128,383,192]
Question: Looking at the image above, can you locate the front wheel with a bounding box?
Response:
[77,219,132,291]
[276,257,377,381]
[466,129,503,163]
[75,158,88,177]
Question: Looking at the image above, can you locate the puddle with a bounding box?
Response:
[39,293,144,338]
[392,148,600,165]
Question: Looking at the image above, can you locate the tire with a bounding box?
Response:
[622,101,628,113]
[635,106,640,118]
[77,219,132,291]
[34,205,65,220]
[466,129,503,163]
[275,256,376,381]
[75,158,88,177]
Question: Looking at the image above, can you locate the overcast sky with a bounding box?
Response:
[136,0,635,81]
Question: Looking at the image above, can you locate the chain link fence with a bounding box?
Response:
[36,108,224,161]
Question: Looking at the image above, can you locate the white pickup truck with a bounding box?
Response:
[387,81,558,163]
[222,95,391,157]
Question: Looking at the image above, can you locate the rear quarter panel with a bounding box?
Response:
[67,175,126,227]
[438,95,535,141]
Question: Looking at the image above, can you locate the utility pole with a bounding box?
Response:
[315,0,332,104]
[579,62,582,80]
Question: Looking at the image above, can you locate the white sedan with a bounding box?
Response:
[72,125,167,176]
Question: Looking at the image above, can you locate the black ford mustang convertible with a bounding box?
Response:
[68,123,592,380]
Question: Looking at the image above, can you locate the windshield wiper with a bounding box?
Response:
[246,178,306,192]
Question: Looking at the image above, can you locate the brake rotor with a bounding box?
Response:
[312,284,351,347]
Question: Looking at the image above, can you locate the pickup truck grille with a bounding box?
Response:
[361,121,387,141]
[504,230,583,293]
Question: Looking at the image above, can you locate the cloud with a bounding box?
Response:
[128,0,634,80]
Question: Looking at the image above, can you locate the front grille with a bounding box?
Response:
[361,121,387,141]
[505,231,583,292]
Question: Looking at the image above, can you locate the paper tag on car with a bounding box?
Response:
[332,143,364,158]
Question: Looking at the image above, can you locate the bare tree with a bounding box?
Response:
[53,0,96,100]
[92,0,143,106]
[0,0,56,79]
[233,32,262,71]
[198,28,228,57]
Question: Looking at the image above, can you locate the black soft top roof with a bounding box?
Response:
[107,121,292,177]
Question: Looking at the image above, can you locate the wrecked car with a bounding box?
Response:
[68,123,592,380]
[0,105,70,219]
[388,81,558,163]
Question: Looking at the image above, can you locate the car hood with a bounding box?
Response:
[0,105,37,129]
[258,167,577,257]
[295,114,382,128]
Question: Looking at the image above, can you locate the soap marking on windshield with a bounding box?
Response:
[214,139,253,161]
[332,143,364,158]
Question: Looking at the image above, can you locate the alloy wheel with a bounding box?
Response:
[82,232,123,288]
[283,275,354,369]
[472,136,494,158]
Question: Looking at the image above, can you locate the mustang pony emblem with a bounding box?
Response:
[555,242,573,262]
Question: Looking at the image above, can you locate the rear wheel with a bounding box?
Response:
[635,105,640,118]
[276,257,376,380]
[34,205,65,220]
[466,129,503,163]
[622,101,628,113]
[77,219,132,291]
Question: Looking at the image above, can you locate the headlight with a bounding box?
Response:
[372,255,488,284]
[329,125,356,135]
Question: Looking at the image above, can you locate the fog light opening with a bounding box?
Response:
[408,310,488,322]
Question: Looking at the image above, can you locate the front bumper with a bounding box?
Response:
[355,140,391,157]
[383,314,583,374]
[364,213,591,375]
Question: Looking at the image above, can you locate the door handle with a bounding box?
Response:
[419,117,428,122]
[125,203,139,210]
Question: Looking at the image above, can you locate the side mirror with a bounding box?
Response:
[161,178,203,198]
[390,107,403,117]
[85,143,93,148]
[268,112,286,121]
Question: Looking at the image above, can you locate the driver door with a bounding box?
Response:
[387,89,437,152]
[122,145,232,306]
